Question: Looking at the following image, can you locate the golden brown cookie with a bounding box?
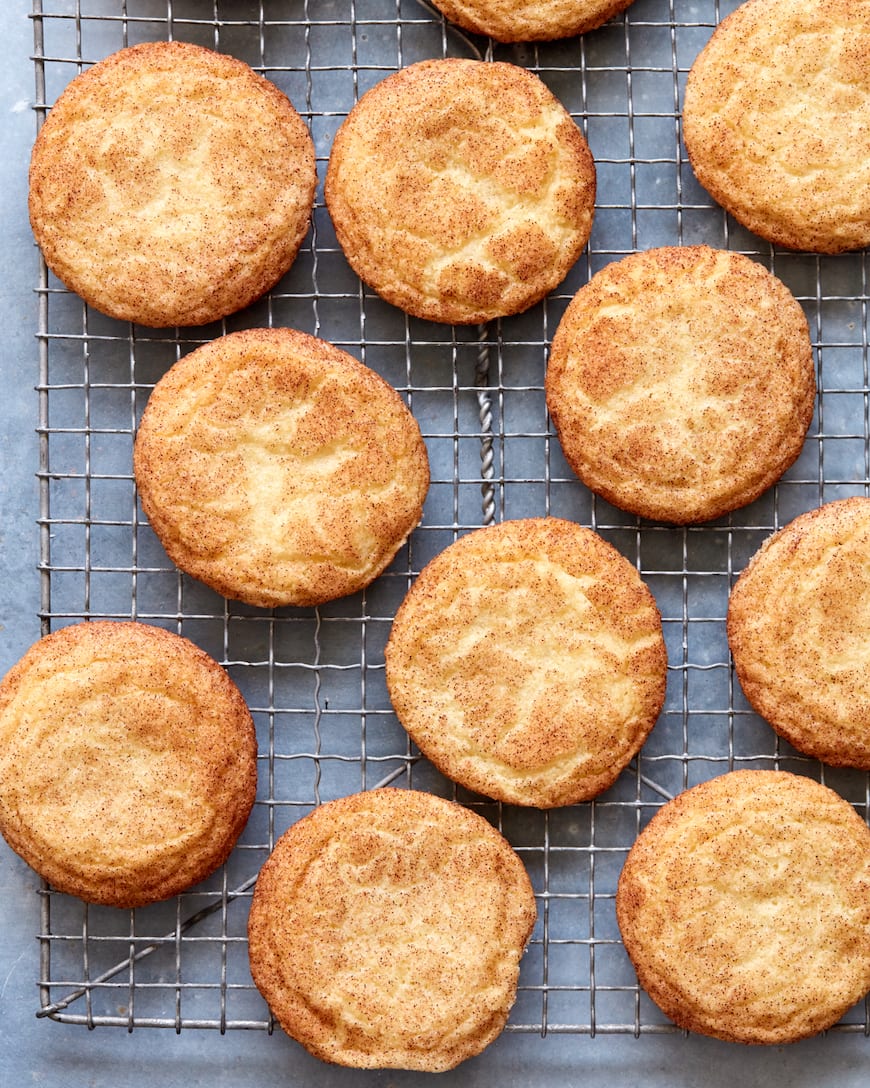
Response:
[384,517,667,807]
[545,246,815,523]
[0,621,257,908]
[29,40,316,327]
[728,497,870,768]
[616,770,870,1044]
[682,0,870,253]
[324,59,595,324]
[428,0,635,42]
[247,788,536,1071]
[133,328,430,608]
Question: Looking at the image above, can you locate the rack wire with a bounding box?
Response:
[30,0,870,1040]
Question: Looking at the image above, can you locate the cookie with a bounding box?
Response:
[728,497,870,768]
[545,246,815,523]
[324,59,595,324]
[0,621,257,909]
[247,788,536,1071]
[384,517,667,807]
[682,0,870,253]
[616,770,870,1044]
[29,40,316,327]
[133,328,430,608]
[428,0,635,42]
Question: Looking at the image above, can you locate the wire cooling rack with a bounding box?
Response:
[30,0,870,1041]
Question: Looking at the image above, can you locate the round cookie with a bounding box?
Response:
[616,770,870,1044]
[728,497,870,769]
[29,40,316,327]
[545,246,815,524]
[428,0,636,42]
[682,0,870,253]
[133,328,430,609]
[0,621,257,909]
[247,788,536,1071]
[324,59,596,325]
[384,517,667,807]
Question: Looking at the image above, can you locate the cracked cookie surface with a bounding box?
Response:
[247,788,536,1071]
[385,517,667,807]
[0,621,257,908]
[545,246,815,523]
[682,0,870,252]
[134,328,429,607]
[325,59,595,324]
[29,40,316,327]
[617,770,870,1044]
[728,497,870,768]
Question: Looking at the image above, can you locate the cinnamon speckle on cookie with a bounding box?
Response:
[325,59,595,324]
[29,41,316,326]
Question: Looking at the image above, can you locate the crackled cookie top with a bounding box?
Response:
[247,788,537,1071]
[546,246,815,523]
[134,328,429,608]
[385,517,667,807]
[728,497,870,768]
[683,0,870,252]
[325,59,595,324]
[0,621,257,908]
[29,40,316,326]
[617,770,870,1044]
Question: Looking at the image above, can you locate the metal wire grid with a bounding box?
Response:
[29,0,870,1041]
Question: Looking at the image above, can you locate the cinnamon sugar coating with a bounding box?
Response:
[617,770,870,1044]
[247,788,536,1070]
[325,59,595,324]
[683,0,870,253]
[385,517,667,807]
[546,246,815,523]
[728,497,870,768]
[134,328,429,608]
[0,621,257,908]
[29,41,316,327]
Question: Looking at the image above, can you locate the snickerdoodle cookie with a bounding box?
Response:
[728,497,870,768]
[325,59,595,324]
[384,517,667,807]
[545,246,815,523]
[247,788,536,1070]
[0,621,257,908]
[682,0,870,252]
[134,328,430,608]
[616,770,870,1044]
[429,0,635,42]
[29,40,316,326]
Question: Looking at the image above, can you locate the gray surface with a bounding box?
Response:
[1,0,869,1084]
